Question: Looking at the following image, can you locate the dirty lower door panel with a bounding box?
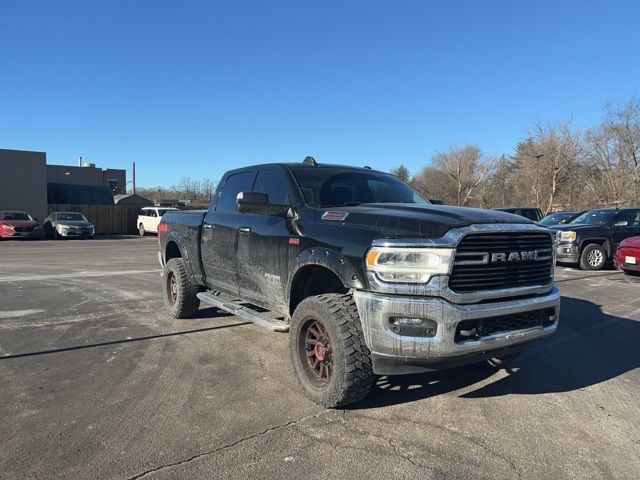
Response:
[236,214,291,311]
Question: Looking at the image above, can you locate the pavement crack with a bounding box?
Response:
[346,412,521,478]
[127,410,326,480]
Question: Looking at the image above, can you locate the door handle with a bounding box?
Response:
[239,227,252,233]
[204,224,214,229]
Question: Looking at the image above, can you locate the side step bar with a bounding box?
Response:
[197,291,290,333]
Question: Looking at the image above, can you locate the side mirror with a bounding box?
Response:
[614,220,628,227]
[236,192,290,217]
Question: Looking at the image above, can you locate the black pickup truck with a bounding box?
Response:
[552,208,640,270]
[158,158,560,407]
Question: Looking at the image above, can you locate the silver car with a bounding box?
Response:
[44,212,95,239]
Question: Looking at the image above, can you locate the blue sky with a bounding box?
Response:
[1,1,638,188]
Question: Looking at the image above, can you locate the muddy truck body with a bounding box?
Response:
[158,160,560,407]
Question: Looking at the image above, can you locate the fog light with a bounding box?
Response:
[388,317,437,337]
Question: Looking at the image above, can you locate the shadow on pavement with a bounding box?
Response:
[1,315,250,360]
[350,296,640,408]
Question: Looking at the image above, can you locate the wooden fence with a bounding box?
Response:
[47,204,142,235]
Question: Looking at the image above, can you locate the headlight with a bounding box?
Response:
[365,247,454,283]
[559,231,576,242]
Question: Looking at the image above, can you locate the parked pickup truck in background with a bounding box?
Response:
[552,208,640,270]
[158,158,561,407]
[137,207,179,236]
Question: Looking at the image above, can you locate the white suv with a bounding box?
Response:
[137,207,179,236]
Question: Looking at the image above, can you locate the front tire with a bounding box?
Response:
[162,258,200,318]
[580,244,606,270]
[289,293,374,408]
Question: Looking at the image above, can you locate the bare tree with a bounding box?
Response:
[432,145,492,206]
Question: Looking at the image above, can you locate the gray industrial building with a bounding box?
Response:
[0,148,126,221]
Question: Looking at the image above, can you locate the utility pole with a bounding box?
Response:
[132,161,136,195]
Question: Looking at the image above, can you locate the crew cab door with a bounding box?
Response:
[236,167,297,312]
[201,170,256,295]
[612,209,640,245]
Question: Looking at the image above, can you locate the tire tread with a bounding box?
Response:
[290,293,374,408]
[163,258,200,318]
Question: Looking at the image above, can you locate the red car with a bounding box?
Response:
[0,211,44,239]
[614,236,640,275]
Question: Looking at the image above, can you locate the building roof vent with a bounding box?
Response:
[82,162,96,168]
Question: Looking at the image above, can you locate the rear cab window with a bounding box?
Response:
[216,171,255,213]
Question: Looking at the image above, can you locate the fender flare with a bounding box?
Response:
[287,247,365,308]
[164,232,196,278]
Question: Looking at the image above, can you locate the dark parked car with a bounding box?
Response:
[493,207,544,222]
[0,211,43,239]
[539,211,585,227]
[613,236,640,275]
[553,208,640,270]
[43,212,95,239]
[157,160,560,407]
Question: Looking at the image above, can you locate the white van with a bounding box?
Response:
[137,207,179,236]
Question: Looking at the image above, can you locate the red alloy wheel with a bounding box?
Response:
[168,272,178,303]
[302,319,333,382]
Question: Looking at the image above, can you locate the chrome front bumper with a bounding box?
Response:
[353,285,560,375]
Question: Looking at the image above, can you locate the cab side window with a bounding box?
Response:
[217,171,255,213]
[252,169,290,205]
[617,210,639,226]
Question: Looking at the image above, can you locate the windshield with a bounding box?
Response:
[57,213,86,222]
[571,210,616,225]
[290,167,428,208]
[1,211,32,221]
[540,212,574,225]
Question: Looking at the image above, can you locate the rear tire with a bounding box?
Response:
[289,293,374,408]
[580,244,606,270]
[163,258,200,318]
[138,224,146,237]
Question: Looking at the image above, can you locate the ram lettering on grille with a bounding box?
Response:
[450,232,554,292]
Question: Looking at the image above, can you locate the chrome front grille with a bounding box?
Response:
[449,232,554,292]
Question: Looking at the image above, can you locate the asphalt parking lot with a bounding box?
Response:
[1,238,639,480]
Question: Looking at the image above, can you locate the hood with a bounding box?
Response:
[56,220,93,227]
[621,236,640,248]
[1,220,38,228]
[331,203,532,239]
